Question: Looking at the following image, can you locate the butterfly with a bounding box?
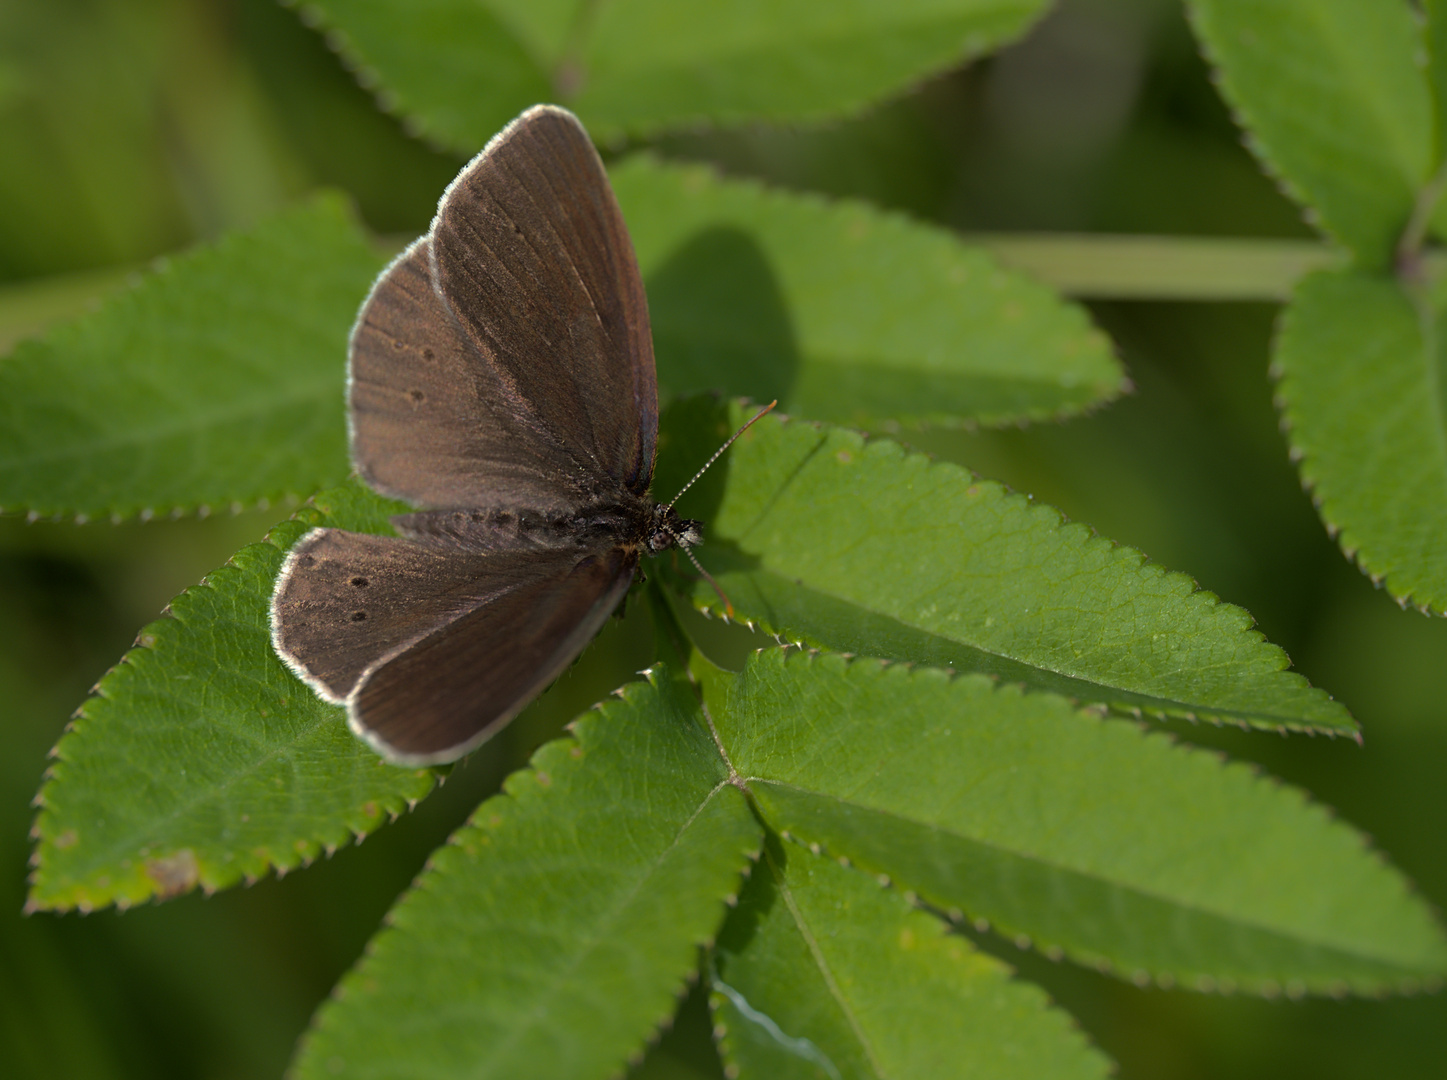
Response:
[270,105,745,766]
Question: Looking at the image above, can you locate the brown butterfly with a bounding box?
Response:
[270,105,729,766]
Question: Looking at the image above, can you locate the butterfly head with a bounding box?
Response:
[645,503,702,554]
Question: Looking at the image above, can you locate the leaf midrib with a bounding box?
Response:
[469,778,737,1075]
[725,562,1346,732]
[0,377,341,470]
[750,778,1426,972]
[769,844,892,1079]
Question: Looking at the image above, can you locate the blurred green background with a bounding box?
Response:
[2,0,1443,1077]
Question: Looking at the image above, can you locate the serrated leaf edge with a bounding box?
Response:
[749,650,1441,999]
[25,512,432,913]
[289,671,763,1080]
[1269,273,1447,616]
[683,403,1354,737]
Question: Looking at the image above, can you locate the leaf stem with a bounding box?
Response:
[1397,158,1447,287]
[964,233,1354,301]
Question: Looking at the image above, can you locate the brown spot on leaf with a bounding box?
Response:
[145,849,199,899]
[53,829,78,849]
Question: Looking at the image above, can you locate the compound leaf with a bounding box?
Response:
[709,649,1447,995]
[292,665,762,1080]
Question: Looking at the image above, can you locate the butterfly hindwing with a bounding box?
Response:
[271,523,638,764]
[347,543,637,764]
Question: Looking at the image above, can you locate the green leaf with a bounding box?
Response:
[0,195,380,522]
[1273,268,1447,613]
[292,665,762,1080]
[1427,0,1447,169]
[712,837,1111,1080]
[291,0,1050,146]
[27,480,431,911]
[655,398,1354,735]
[1422,0,1447,244]
[1187,0,1432,267]
[570,0,1049,139]
[284,0,553,154]
[618,157,1123,428]
[711,649,1447,995]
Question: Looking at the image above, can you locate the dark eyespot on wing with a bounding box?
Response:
[271,527,521,702]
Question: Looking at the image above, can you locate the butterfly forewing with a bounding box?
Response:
[348,240,587,513]
[431,105,657,494]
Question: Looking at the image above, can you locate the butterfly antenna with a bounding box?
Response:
[664,400,777,619]
[677,542,736,619]
[665,400,777,511]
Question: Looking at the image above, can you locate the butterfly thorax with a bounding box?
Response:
[562,496,701,554]
[391,498,700,556]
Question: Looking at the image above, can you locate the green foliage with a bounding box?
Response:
[1427,0,1447,172]
[709,649,1445,995]
[1188,0,1430,268]
[1189,0,1447,612]
[11,0,1447,1077]
[293,0,1051,147]
[294,665,761,1080]
[619,157,1123,427]
[0,196,379,522]
[1273,270,1447,613]
[28,480,431,911]
[657,397,1352,735]
[0,154,1120,530]
[30,395,1439,1073]
[712,838,1111,1080]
